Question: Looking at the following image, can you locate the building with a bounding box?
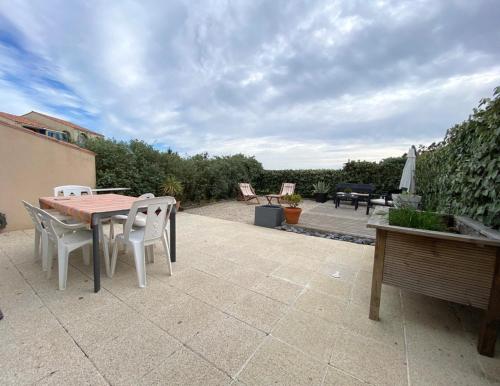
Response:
[23,111,103,144]
[0,118,96,230]
[0,111,103,145]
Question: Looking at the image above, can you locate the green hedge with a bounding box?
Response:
[85,139,264,201]
[416,87,500,228]
[255,157,406,196]
[86,138,406,203]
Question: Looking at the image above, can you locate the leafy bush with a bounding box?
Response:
[255,157,406,196]
[281,194,302,208]
[85,138,264,203]
[388,208,446,232]
[416,87,500,228]
[0,212,6,231]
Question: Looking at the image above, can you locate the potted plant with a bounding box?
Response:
[0,212,6,233]
[162,175,184,211]
[312,181,330,203]
[281,194,302,224]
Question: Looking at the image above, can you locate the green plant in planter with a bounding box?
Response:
[0,212,6,231]
[389,207,446,232]
[162,175,184,199]
[312,181,330,194]
[344,187,352,193]
[281,194,302,208]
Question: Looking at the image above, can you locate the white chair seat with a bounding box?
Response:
[115,228,145,243]
[61,230,93,246]
[112,212,147,227]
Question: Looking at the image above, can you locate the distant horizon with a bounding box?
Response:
[1,1,499,169]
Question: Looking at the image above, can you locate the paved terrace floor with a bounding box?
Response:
[186,198,375,239]
[1,213,499,385]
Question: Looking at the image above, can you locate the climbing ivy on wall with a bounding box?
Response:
[416,87,500,228]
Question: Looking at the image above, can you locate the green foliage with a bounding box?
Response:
[281,194,302,208]
[416,87,500,229]
[255,157,406,196]
[162,175,184,198]
[389,208,446,232]
[344,187,352,193]
[312,181,330,194]
[0,212,6,230]
[85,138,264,203]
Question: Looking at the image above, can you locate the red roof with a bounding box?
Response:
[0,112,46,129]
[23,111,103,137]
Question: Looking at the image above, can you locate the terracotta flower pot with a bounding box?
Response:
[283,207,302,224]
[175,201,181,211]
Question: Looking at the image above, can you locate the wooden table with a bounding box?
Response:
[39,194,177,293]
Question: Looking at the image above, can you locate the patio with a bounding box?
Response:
[186,198,375,239]
[1,212,498,385]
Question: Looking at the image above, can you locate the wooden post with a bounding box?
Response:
[369,229,387,320]
[478,247,500,357]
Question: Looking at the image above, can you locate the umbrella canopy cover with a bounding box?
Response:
[399,146,417,193]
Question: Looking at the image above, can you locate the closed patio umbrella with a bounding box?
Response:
[399,146,417,194]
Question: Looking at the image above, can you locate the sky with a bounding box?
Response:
[0,0,499,169]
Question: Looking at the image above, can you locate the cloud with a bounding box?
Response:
[0,0,499,168]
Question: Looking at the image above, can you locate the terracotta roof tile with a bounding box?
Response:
[0,112,46,129]
[23,111,103,137]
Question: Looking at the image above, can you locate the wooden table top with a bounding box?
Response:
[39,194,138,223]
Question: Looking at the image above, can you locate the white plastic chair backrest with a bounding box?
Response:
[123,197,175,243]
[32,207,68,241]
[54,185,93,197]
[280,183,295,195]
[139,193,155,199]
[22,201,44,232]
[239,183,254,197]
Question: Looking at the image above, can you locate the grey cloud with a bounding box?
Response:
[0,0,499,168]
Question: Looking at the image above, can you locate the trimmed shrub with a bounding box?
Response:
[416,87,500,229]
[255,157,406,196]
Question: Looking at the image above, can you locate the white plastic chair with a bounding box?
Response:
[108,197,175,288]
[54,185,93,196]
[34,207,92,290]
[53,185,110,264]
[109,193,155,240]
[22,201,82,270]
[22,201,46,264]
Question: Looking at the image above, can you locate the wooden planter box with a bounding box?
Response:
[367,207,500,357]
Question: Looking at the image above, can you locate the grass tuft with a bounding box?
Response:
[388,208,446,232]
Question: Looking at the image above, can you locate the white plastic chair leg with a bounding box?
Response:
[41,233,49,271]
[161,235,172,276]
[132,243,147,288]
[109,220,115,241]
[146,245,154,263]
[58,244,69,290]
[46,241,54,279]
[82,244,90,265]
[34,229,41,260]
[108,239,119,278]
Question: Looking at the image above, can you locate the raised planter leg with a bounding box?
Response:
[369,229,387,320]
[478,249,500,357]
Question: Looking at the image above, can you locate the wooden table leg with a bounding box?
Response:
[369,229,387,320]
[478,248,500,357]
